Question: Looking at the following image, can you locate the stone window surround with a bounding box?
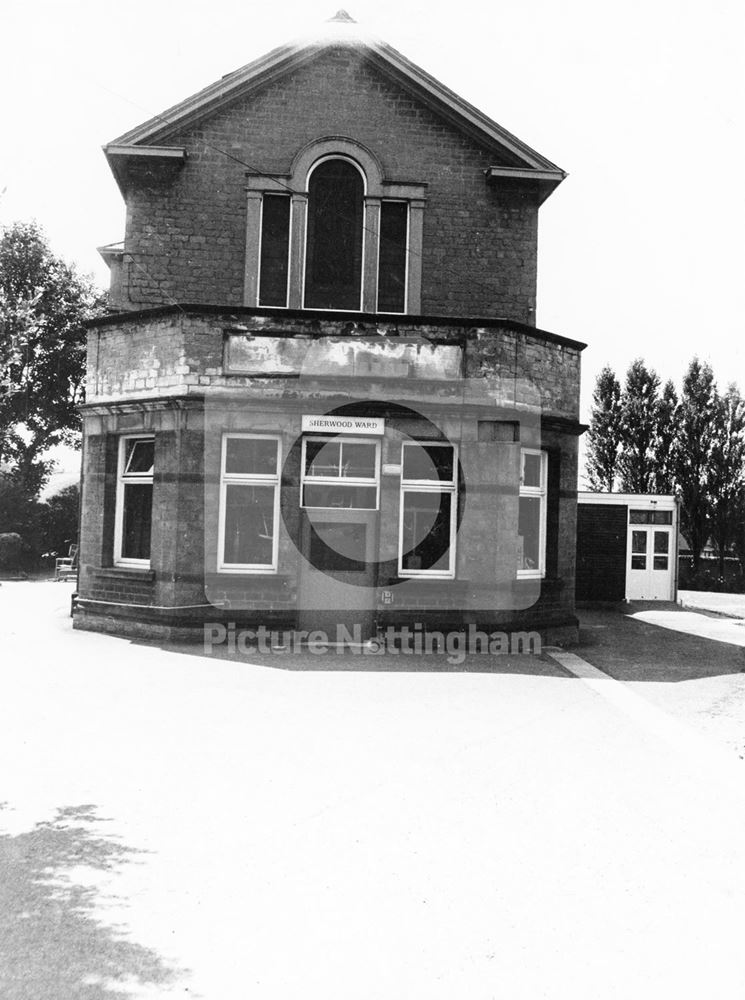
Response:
[243,136,426,314]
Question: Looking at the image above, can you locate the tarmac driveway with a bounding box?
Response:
[0,583,744,1000]
[576,602,745,759]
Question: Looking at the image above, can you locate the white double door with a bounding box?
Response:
[627,525,674,600]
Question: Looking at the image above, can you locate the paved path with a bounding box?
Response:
[0,583,744,999]
[679,589,745,619]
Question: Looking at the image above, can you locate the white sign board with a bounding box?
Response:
[302,415,385,435]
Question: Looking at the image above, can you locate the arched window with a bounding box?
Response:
[304,158,364,310]
[244,138,426,313]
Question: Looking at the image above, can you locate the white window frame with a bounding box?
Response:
[217,434,282,574]
[376,199,409,315]
[114,434,155,568]
[256,192,292,309]
[300,436,380,509]
[398,441,458,579]
[517,448,548,579]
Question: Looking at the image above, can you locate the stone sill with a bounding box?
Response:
[204,573,294,587]
[90,567,155,583]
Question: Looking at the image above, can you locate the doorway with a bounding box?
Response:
[627,522,674,600]
[295,435,380,642]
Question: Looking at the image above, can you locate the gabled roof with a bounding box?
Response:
[105,12,566,202]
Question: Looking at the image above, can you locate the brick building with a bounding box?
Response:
[74,13,586,644]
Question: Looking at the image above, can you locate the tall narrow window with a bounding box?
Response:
[518,449,547,578]
[258,194,291,307]
[115,436,154,566]
[304,159,364,310]
[378,201,408,313]
[399,442,457,578]
[218,435,281,572]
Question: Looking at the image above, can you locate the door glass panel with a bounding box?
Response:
[631,555,646,570]
[654,532,669,554]
[631,530,647,555]
[653,556,668,570]
[309,522,367,571]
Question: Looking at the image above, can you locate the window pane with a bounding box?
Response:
[518,495,542,571]
[522,452,543,488]
[631,530,647,554]
[341,441,376,479]
[305,160,363,310]
[124,439,154,475]
[303,484,377,509]
[378,201,407,313]
[225,437,278,476]
[653,511,673,525]
[258,194,290,307]
[654,532,669,554]
[630,510,649,524]
[223,484,275,565]
[305,439,341,477]
[631,555,647,570]
[401,491,452,572]
[402,444,454,482]
[121,483,152,560]
[653,556,668,570]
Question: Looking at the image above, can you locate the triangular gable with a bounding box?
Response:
[105,19,565,199]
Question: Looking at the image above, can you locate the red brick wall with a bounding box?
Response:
[118,48,540,322]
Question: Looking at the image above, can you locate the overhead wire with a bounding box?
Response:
[94,71,531,315]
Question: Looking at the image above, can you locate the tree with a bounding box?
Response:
[38,482,80,557]
[617,359,661,493]
[653,379,678,494]
[0,221,105,498]
[585,366,622,491]
[675,358,718,572]
[708,384,745,577]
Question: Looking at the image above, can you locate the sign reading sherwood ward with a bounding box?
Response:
[301,415,385,435]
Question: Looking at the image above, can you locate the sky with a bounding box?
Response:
[2,0,744,438]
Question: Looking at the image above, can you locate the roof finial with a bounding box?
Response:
[327,10,356,22]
